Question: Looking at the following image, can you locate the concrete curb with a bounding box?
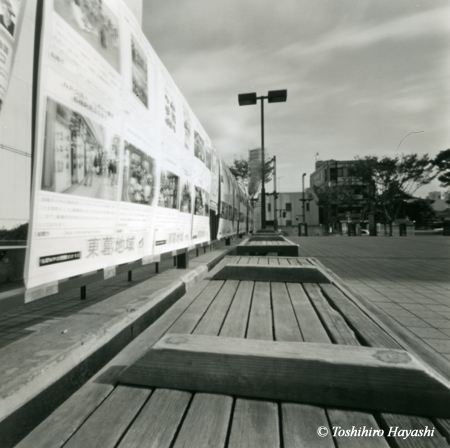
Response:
[0,246,233,447]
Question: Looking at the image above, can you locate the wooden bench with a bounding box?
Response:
[235,236,299,256]
[15,256,450,448]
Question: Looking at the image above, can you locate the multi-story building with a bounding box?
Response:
[309,160,369,231]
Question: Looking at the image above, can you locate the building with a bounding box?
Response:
[309,160,369,232]
[251,191,320,235]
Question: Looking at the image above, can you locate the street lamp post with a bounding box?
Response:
[238,89,287,229]
[302,173,306,225]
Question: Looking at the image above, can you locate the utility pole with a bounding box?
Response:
[273,156,277,230]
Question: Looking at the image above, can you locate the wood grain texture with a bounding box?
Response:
[194,280,239,336]
[172,394,233,448]
[282,403,334,448]
[304,283,360,346]
[168,280,224,334]
[247,281,273,341]
[327,409,390,448]
[271,282,303,342]
[220,281,253,338]
[120,333,450,417]
[320,284,403,350]
[379,414,449,448]
[228,399,280,448]
[286,283,331,344]
[117,389,191,448]
[63,386,151,448]
[15,383,113,448]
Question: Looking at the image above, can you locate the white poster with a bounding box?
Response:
[0,0,25,114]
[217,158,234,239]
[25,0,159,295]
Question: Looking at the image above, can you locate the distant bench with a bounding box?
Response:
[235,235,299,256]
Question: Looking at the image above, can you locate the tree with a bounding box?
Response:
[311,183,359,232]
[228,152,274,197]
[433,149,450,187]
[403,199,437,229]
[353,154,435,235]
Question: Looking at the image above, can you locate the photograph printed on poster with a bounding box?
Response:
[121,141,155,206]
[41,98,120,201]
[194,186,209,216]
[54,0,121,73]
[0,0,18,37]
[164,88,176,132]
[205,145,211,170]
[179,179,192,213]
[183,108,191,150]
[194,130,205,163]
[158,170,179,209]
[131,35,148,107]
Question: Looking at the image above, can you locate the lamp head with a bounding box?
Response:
[238,92,257,106]
[268,89,287,103]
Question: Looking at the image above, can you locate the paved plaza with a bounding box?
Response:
[292,235,450,361]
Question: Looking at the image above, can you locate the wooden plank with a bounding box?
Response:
[304,283,360,346]
[117,389,191,448]
[236,257,250,265]
[119,333,450,417]
[168,281,224,334]
[247,281,273,341]
[271,282,303,342]
[320,284,403,350]
[269,257,279,265]
[220,281,253,338]
[281,403,334,448]
[435,419,450,446]
[211,264,331,283]
[379,414,449,448]
[15,383,113,448]
[172,394,232,448]
[327,409,390,448]
[247,257,260,266]
[278,258,290,266]
[287,283,331,344]
[63,386,151,448]
[228,399,280,448]
[194,280,239,336]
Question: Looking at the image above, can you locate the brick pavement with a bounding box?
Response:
[0,244,225,350]
[291,235,450,361]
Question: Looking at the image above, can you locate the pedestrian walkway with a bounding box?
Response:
[291,235,450,361]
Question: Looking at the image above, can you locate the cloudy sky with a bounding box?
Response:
[142,1,450,195]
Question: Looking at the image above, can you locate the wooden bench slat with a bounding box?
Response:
[117,388,191,448]
[327,409,390,448]
[379,414,449,448]
[269,257,279,265]
[64,386,151,448]
[304,284,360,346]
[271,282,303,342]
[287,283,331,344]
[247,257,260,266]
[15,383,113,448]
[172,394,232,448]
[220,281,253,338]
[169,281,224,334]
[247,282,273,341]
[282,404,334,448]
[228,399,280,448]
[194,280,239,336]
[320,284,403,350]
[278,258,290,266]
